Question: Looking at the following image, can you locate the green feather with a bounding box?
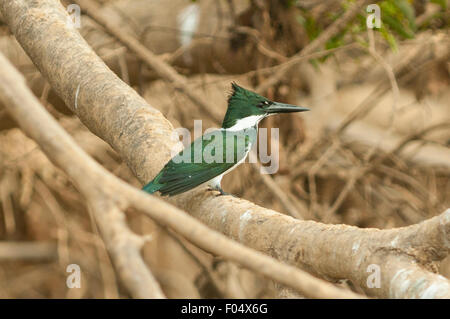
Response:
[142,171,163,194]
[142,128,256,196]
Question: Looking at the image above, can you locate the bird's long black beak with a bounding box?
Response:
[266,102,310,114]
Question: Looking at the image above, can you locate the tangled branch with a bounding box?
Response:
[0,51,360,299]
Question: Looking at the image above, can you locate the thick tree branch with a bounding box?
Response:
[1,0,449,298]
[0,51,360,299]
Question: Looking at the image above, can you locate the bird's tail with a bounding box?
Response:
[142,181,162,194]
[142,173,163,194]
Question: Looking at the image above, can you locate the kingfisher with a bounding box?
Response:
[143,82,309,196]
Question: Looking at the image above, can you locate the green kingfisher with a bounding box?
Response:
[143,83,310,196]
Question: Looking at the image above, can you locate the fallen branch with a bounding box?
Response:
[1,0,449,298]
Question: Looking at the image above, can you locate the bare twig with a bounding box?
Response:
[256,0,371,93]
[233,26,287,63]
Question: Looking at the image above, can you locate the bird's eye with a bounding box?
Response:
[259,101,270,108]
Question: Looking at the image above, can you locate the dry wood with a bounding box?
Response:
[0,51,361,299]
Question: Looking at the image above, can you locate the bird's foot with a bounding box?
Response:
[208,186,235,197]
[215,187,236,197]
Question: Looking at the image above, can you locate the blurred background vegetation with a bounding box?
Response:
[0,0,449,298]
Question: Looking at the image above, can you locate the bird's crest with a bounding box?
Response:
[227,82,266,107]
[222,82,269,128]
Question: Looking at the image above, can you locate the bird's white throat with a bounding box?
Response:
[225,115,265,131]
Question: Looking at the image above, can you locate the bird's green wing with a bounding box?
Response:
[153,128,255,196]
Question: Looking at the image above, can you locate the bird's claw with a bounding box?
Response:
[208,187,235,197]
